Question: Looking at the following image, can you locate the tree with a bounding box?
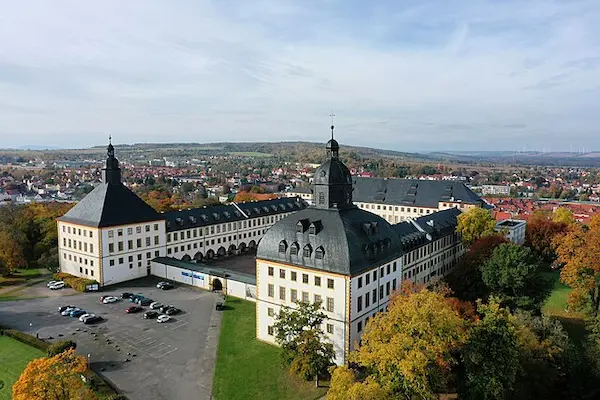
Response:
[0,228,26,275]
[47,340,77,357]
[457,207,497,246]
[555,215,600,315]
[480,243,551,311]
[12,349,97,400]
[552,207,575,225]
[346,288,468,398]
[327,367,389,400]
[459,299,519,400]
[445,234,508,302]
[274,301,335,386]
[525,214,568,263]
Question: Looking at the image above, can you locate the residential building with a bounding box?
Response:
[482,184,511,196]
[495,219,527,245]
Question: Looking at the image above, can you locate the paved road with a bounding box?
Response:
[0,278,220,400]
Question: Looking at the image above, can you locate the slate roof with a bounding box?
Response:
[257,206,404,276]
[392,207,462,251]
[352,177,488,208]
[58,182,162,227]
[163,197,308,232]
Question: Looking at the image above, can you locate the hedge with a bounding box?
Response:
[53,272,98,292]
[1,328,50,351]
[47,340,77,357]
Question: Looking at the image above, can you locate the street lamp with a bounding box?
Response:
[87,354,91,368]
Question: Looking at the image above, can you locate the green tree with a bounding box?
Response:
[459,299,519,400]
[552,207,575,225]
[274,301,335,386]
[47,340,77,357]
[480,243,551,311]
[457,207,497,246]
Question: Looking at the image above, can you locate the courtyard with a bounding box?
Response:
[0,277,220,400]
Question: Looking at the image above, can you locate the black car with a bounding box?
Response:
[58,305,76,313]
[157,282,173,290]
[121,292,133,299]
[84,316,103,324]
[159,305,174,313]
[165,307,181,316]
[143,310,159,319]
[139,298,153,306]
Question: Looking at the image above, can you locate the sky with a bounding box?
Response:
[1,0,600,152]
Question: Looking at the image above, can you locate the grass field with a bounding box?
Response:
[0,336,44,400]
[0,268,47,287]
[212,298,328,400]
[542,270,587,343]
[228,151,272,158]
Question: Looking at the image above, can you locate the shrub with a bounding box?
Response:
[1,329,49,351]
[52,272,97,292]
[47,340,77,357]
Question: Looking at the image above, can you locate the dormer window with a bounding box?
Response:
[212,213,220,220]
[290,242,299,256]
[200,214,208,222]
[315,246,324,260]
[296,223,303,233]
[278,240,287,253]
[189,216,197,224]
[176,218,183,225]
[303,244,312,258]
[309,225,316,235]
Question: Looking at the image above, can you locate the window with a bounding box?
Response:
[268,284,274,297]
[358,277,363,289]
[302,274,309,284]
[108,230,114,238]
[357,321,363,332]
[155,236,160,245]
[357,295,363,312]
[268,266,274,276]
[392,278,397,291]
[167,234,171,242]
[90,270,94,276]
[146,237,151,247]
[379,285,384,300]
[127,227,133,235]
[373,271,377,281]
[315,294,322,304]
[302,292,309,302]
[267,326,274,336]
[146,252,151,259]
[290,242,299,255]
[326,297,334,312]
[109,259,115,266]
[155,251,160,257]
[315,246,324,260]
[136,226,142,234]
[79,267,83,273]
[303,244,312,257]
[279,269,286,279]
[118,229,123,237]
[291,289,298,302]
[365,292,370,307]
[372,289,377,303]
[365,273,370,285]
[108,243,114,253]
[278,240,287,253]
[309,224,316,235]
[89,231,93,238]
[137,239,142,248]
[279,286,286,301]
[318,192,325,204]
[387,265,390,275]
[118,242,123,252]
[268,308,274,317]
[314,276,321,286]
[154,223,159,231]
[145,225,150,232]
[393,262,397,272]
[386,281,390,296]
[291,271,297,281]
[326,324,334,334]
[327,279,334,289]
[119,257,124,264]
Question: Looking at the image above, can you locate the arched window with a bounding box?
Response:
[315,246,325,260]
[278,240,287,253]
[290,242,299,256]
[303,244,312,258]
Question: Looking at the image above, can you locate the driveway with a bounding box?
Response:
[0,278,220,400]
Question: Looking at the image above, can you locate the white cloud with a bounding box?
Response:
[0,0,599,151]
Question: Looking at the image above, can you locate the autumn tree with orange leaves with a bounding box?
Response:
[525,212,568,263]
[555,215,600,315]
[12,348,97,400]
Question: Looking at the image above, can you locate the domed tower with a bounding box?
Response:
[102,136,122,184]
[313,124,354,209]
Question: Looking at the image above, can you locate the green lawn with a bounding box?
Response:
[212,298,328,400]
[0,268,47,287]
[0,336,45,400]
[228,151,272,158]
[542,270,587,344]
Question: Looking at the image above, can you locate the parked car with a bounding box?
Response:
[61,307,78,316]
[139,298,153,306]
[143,310,159,319]
[47,280,59,287]
[79,313,95,322]
[126,306,143,313]
[58,305,76,313]
[149,302,163,310]
[121,292,133,299]
[84,315,103,324]
[157,315,171,323]
[102,296,119,304]
[49,282,65,290]
[156,281,173,290]
[159,305,174,313]
[70,309,87,318]
[131,295,144,303]
[165,307,181,316]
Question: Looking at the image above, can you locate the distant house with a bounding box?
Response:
[482,184,511,196]
[495,219,526,245]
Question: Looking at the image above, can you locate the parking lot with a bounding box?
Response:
[0,277,220,400]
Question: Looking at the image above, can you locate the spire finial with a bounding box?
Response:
[109,135,112,144]
[330,111,335,140]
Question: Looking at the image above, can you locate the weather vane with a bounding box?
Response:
[330,111,335,140]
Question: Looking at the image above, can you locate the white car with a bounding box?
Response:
[149,302,163,310]
[47,280,59,287]
[102,296,119,304]
[61,307,78,316]
[157,314,171,323]
[79,313,95,322]
[49,281,65,290]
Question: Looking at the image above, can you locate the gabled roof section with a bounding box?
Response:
[58,182,162,227]
[352,177,485,208]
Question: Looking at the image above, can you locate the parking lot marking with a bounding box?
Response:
[168,321,189,331]
[152,346,178,359]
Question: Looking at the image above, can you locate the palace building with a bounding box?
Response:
[255,132,466,364]
[57,141,307,287]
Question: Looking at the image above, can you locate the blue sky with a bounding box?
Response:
[1,0,599,152]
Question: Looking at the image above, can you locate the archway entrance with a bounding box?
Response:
[217,246,226,257]
[228,244,237,255]
[206,249,215,260]
[194,252,203,263]
[212,278,223,292]
[182,254,191,262]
